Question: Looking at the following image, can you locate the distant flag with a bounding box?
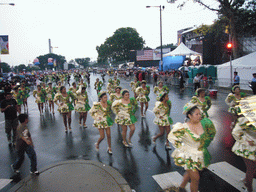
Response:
[0,35,9,54]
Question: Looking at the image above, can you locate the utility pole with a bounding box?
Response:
[49,39,52,53]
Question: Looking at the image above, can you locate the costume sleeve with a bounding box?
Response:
[163,85,169,94]
[130,97,138,114]
[153,87,158,94]
[89,102,100,120]
[225,93,236,107]
[135,87,141,95]
[190,96,198,104]
[203,118,216,148]
[146,85,150,95]
[168,123,186,148]
[205,96,212,111]
[232,117,250,143]
[53,93,61,104]
[153,101,161,118]
[109,94,115,102]
[33,90,37,97]
[111,100,120,115]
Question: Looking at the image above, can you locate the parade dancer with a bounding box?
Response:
[41,82,48,112]
[225,85,245,128]
[78,78,87,90]
[152,93,173,150]
[135,80,150,117]
[130,78,140,98]
[11,86,23,114]
[190,88,212,118]
[33,85,46,115]
[109,86,122,102]
[54,86,76,133]
[232,116,256,192]
[94,78,103,94]
[20,83,30,112]
[46,82,57,114]
[107,79,115,95]
[69,82,78,106]
[112,89,138,147]
[153,80,169,96]
[75,86,90,128]
[168,103,216,192]
[89,91,113,154]
[113,76,120,87]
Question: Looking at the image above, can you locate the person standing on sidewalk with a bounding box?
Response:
[233,71,240,86]
[193,73,201,91]
[249,73,256,95]
[11,114,39,175]
[1,92,20,147]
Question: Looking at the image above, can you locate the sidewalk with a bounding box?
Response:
[9,160,131,192]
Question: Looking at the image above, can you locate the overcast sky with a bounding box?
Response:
[0,0,218,66]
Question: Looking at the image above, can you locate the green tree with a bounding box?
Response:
[96,27,145,63]
[75,57,90,68]
[0,62,11,73]
[173,0,254,58]
[14,64,26,73]
[37,53,66,70]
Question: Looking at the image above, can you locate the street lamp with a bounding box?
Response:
[146,5,165,71]
[0,3,15,6]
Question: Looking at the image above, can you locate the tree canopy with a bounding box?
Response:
[96,27,145,64]
[173,0,256,58]
[37,53,66,70]
[75,57,90,68]
[0,62,11,73]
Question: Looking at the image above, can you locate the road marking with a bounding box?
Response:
[152,171,190,191]
[207,161,256,191]
[0,179,12,190]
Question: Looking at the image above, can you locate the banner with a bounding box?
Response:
[0,35,9,54]
[153,48,170,60]
[136,50,153,61]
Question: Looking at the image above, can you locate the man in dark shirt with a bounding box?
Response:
[1,92,20,146]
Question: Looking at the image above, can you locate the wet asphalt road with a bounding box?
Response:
[0,73,248,192]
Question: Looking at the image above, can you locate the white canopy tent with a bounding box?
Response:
[163,42,201,57]
[217,51,256,90]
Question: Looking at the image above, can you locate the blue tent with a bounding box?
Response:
[160,56,185,71]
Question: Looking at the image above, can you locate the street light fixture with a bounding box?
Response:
[0,3,15,6]
[146,5,165,71]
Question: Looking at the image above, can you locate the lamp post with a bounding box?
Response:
[146,5,164,71]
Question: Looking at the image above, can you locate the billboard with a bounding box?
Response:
[136,50,153,61]
[0,35,9,54]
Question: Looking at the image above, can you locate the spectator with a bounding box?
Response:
[250,73,256,95]
[193,73,202,91]
[11,114,39,175]
[234,72,240,86]
[153,72,158,87]
[1,92,20,147]
[208,75,213,89]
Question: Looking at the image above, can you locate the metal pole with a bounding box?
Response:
[160,6,163,71]
[229,35,232,87]
[49,39,51,53]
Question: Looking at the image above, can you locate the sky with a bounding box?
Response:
[0,0,219,66]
